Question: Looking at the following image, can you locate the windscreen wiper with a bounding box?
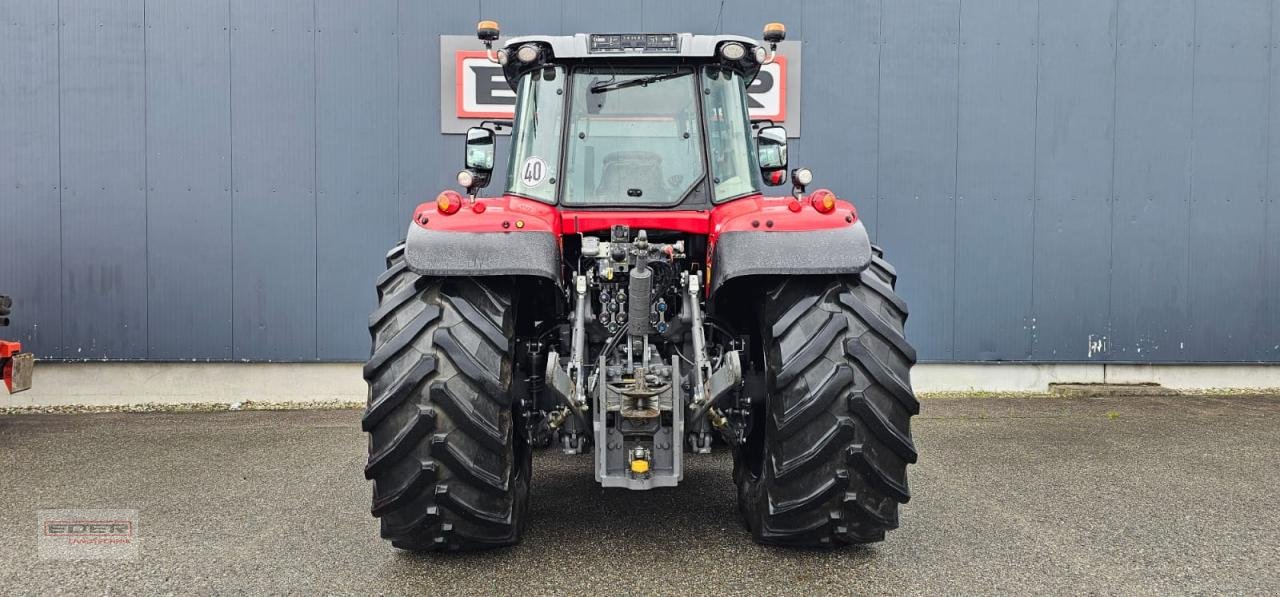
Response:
[590,71,692,94]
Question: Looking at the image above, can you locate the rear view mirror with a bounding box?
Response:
[460,127,495,192]
[464,127,495,172]
[756,125,788,185]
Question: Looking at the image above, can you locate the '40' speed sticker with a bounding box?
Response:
[521,156,547,186]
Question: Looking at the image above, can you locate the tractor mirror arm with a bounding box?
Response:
[479,119,513,131]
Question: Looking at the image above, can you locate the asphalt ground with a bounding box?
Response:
[1,394,1277,595]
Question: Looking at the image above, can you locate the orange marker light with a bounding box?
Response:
[476,20,500,42]
[763,22,786,43]
[436,191,462,215]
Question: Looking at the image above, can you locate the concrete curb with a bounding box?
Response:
[5,362,366,408]
[3,362,1279,411]
[910,363,1280,394]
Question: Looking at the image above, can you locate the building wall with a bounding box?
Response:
[2,0,1278,363]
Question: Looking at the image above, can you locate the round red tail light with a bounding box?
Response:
[436,191,463,215]
[810,189,837,214]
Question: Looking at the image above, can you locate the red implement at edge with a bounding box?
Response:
[2,340,21,394]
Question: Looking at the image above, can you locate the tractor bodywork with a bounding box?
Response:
[363,23,917,550]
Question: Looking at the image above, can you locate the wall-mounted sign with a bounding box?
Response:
[440,36,801,136]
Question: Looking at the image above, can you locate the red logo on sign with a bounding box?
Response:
[455,52,786,121]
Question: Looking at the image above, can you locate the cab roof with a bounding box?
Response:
[503,33,758,59]
[497,33,765,89]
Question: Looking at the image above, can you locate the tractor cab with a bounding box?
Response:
[459,23,796,209]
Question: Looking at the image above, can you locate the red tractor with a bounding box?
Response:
[362,21,918,550]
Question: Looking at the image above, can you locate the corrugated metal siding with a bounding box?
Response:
[1,0,1278,363]
[314,0,400,360]
[878,0,960,360]
[229,0,317,360]
[1110,0,1195,363]
[1188,2,1271,361]
[954,0,1038,361]
[145,0,234,359]
[0,1,61,356]
[59,0,149,359]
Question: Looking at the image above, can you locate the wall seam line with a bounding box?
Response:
[56,0,65,358]
[313,0,320,361]
[143,0,150,358]
[951,0,962,360]
[1105,0,1120,363]
[395,0,401,242]
[1185,0,1199,352]
[1028,0,1042,359]
[1264,0,1275,357]
[227,0,235,359]
[874,0,883,244]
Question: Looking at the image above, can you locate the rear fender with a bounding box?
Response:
[708,193,873,293]
[403,194,562,284]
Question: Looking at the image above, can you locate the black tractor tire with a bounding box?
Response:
[735,247,919,546]
[362,243,530,551]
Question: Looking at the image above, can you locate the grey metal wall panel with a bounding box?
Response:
[482,0,561,35]
[710,0,803,40]
[0,0,61,356]
[1108,0,1194,362]
[800,0,879,241]
[145,0,233,359]
[315,0,400,360]
[562,0,640,34]
[1187,0,1270,361]
[877,0,960,360]
[4,2,1280,363]
[952,0,1037,361]
[397,2,476,226]
[229,0,317,360]
[59,0,148,359]
[640,0,732,33]
[1268,1,1280,360]
[1030,0,1116,360]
